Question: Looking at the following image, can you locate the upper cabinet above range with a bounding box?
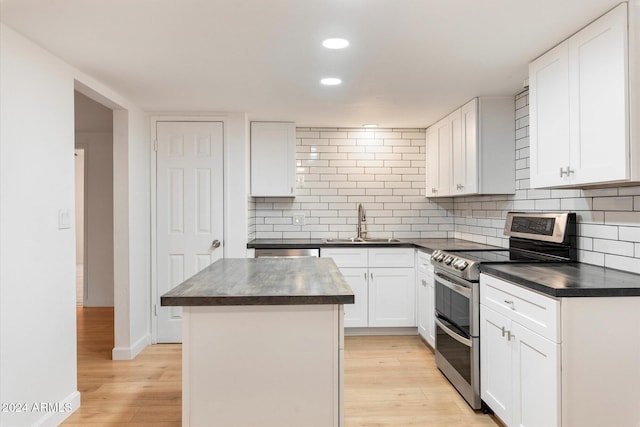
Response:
[426,97,515,198]
[250,122,296,197]
[529,2,640,188]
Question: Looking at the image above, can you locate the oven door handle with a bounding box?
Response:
[435,317,472,347]
[435,272,472,298]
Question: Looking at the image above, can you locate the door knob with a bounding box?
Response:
[211,240,221,249]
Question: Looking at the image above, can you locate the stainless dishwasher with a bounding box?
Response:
[254,248,320,258]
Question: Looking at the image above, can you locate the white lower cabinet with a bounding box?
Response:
[481,273,640,427]
[337,268,368,327]
[481,304,560,427]
[481,273,561,427]
[369,267,415,327]
[416,250,435,347]
[322,247,415,329]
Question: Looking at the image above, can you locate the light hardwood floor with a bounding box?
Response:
[64,307,499,426]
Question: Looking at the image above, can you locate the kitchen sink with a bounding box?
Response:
[323,237,402,244]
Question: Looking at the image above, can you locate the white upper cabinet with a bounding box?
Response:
[426,118,452,196]
[530,3,639,188]
[250,122,296,197]
[426,97,515,197]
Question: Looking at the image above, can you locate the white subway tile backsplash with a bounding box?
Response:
[593,196,634,211]
[580,223,619,240]
[248,90,640,273]
[593,239,635,256]
[604,254,640,274]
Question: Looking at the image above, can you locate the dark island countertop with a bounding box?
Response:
[247,238,503,253]
[481,263,640,297]
[161,258,355,306]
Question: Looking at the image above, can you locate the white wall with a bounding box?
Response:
[0,24,80,427]
[76,131,114,307]
[0,23,151,425]
[75,92,114,307]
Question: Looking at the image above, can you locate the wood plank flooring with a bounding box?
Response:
[64,307,499,426]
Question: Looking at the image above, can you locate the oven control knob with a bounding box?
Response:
[458,261,468,271]
[431,250,440,261]
[444,256,454,265]
[436,253,445,262]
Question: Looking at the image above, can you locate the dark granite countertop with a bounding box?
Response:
[247,238,503,253]
[161,258,354,306]
[481,263,640,297]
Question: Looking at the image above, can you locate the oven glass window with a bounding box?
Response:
[435,278,471,336]
[436,320,472,383]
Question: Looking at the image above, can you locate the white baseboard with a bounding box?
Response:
[112,333,151,360]
[36,390,81,427]
[344,327,418,336]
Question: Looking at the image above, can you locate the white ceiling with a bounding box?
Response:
[0,0,623,127]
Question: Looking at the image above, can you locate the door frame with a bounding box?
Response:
[74,144,89,306]
[150,115,228,343]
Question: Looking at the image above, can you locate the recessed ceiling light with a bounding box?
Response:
[363,124,378,128]
[322,38,349,49]
[321,77,342,86]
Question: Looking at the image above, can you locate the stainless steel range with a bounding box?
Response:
[430,212,576,410]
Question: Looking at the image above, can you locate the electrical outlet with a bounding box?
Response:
[293,213,305,226]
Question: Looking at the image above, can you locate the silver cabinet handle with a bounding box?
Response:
[501,326,506,337]
[364,272,367,280]
[370,272,373,280]
[560,166,575,177]
[504,300,514,309]
[211,240,221,249]
[507,330,515,341]
[457,184,464,190]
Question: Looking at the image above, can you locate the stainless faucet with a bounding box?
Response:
[357,203,367,239]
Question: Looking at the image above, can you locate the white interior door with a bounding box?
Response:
[156,121,224,343]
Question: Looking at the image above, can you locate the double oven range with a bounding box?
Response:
[430,212,577,409]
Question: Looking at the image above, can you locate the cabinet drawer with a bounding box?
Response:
[416,250,433,273]
[369,248,415,268]
[320,248,368,268]
[480,273,560,342]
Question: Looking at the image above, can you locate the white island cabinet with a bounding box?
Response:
[161,258,354,427]
[480,272,640,427]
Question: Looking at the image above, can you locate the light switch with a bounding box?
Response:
[58,209,72,229]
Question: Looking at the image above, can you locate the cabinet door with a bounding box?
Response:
[369,268,416,327]
[529,41,571,188]
[452,99,478,195]
[426,272,435,347]
[425,126,440,197]
[426,118,451,197]
[511,322,560,427]
[250,122,296,197]
[339,268,369,328]
[437,117,453,195]
[569,3,629,185]
[417,270,429,340]
[480,306,513,426]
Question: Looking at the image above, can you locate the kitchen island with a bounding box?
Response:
[161,257,354,427]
